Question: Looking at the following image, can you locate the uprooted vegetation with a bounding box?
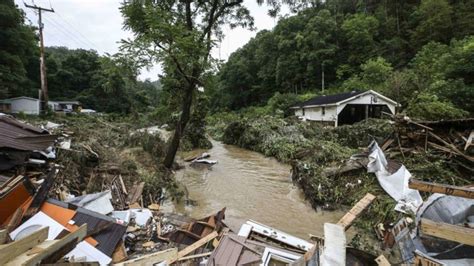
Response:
[26,115,185,205]
[207,113,473,249]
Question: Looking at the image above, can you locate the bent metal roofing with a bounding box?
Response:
[0,115,56,151]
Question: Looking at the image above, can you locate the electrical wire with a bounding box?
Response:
[42,15,92,49]
[53,12,101,52]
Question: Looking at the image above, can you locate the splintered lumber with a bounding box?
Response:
[177,252,213,261]
[409,179,474,199]
[0,227,48,265]
[420,218,474,246]
[167,231,219,264]
[428,131,474,163]
[5,224,87,266]
[23,169,57,221]
[0,229,8,244]
[116,248,178,266]
[337,193,376,230]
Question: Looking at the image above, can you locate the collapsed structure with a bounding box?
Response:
[0,113,472,265]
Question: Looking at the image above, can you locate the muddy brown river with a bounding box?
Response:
[161,140,346,239]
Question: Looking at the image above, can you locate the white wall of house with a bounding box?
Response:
[10,98,40,115]
[336,92,396,115]
[296,106,338,125]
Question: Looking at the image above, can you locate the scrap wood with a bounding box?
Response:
[409,179,474,199]
[0,229,9,244]
[337,193,376,230]
[420,218,474,246]
[5,224,87,266]
[177,251,212,261]
[22,168,57,222]
[428,131,474,162]
[115,248,178,266]
[127,182,145,206]
[465,130,473,151]
[167,231,219,264]
[0,226,48,265]
[6,208,23,232]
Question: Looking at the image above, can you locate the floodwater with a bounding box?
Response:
[161,140,346,239]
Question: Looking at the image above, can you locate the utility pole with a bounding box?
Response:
[24,2,54,114]
[321,62,325,93]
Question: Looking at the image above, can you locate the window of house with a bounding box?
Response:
[302,108,305,116]
[322,106,325,115]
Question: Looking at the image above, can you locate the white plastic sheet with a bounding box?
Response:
[368,141,422,213]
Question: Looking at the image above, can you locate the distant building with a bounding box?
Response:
[49,100,81,113]
[291,90,398,127]
[0,97,81,115]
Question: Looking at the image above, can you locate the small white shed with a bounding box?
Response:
[291,90,398,127]
[7,97,41,115]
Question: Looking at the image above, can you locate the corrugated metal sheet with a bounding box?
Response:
[207,233,261,266]
[0,115,56,151]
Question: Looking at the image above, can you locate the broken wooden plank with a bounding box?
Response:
[5,224,87,266]
[0,226,48,265]
[127,182,145,205]
[177,252,213,261]
[6,208,23,232]
[0,229,9,244]
[337,193,376,230]
[22,169,57,221]
[409,179,474,199]
[420,218,474,246]
[115,248,177,266]
[428,131,474,162]
[167,231,218,264]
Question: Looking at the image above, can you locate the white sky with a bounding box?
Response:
[16,0,287,81]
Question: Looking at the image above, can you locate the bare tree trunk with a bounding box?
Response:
[163,84,195,168]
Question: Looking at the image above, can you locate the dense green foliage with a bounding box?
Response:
[0,0,38,98]
[212,0,474,119]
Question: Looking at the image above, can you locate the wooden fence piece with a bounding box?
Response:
[0,227,48,265]
[420,218,474,246]
[409,179,474,199]
[337,193,376,230]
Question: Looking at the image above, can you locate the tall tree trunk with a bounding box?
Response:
[163,84,195,168]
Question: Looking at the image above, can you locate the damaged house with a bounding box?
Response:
[291,90,398,126]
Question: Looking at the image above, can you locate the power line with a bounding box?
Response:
[42,15,92,49]
[54,12,101,51]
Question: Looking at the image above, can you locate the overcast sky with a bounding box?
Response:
[16,0,287,80]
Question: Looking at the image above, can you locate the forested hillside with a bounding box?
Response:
[0,0,161,114]
[211,0,473,120]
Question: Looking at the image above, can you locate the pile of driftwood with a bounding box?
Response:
[391,116,473,169]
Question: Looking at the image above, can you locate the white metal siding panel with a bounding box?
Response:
[304,106,337,122]
[10,98,40,114]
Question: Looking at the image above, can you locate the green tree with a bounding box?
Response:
[341,14,379,67]
[0,0,38,98]
[412,0,453,48]
[121,0,255,168]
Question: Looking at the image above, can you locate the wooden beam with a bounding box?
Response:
[167,231,219,264]
[115,248,177,266]
[0,227,48,265]
[5,224,87,266]
[337,193,376,230]
[0,229,9,244]
[409,179,474,199]
[177,252,213,261]
[22,169,57,222]
[420,218,474,246]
